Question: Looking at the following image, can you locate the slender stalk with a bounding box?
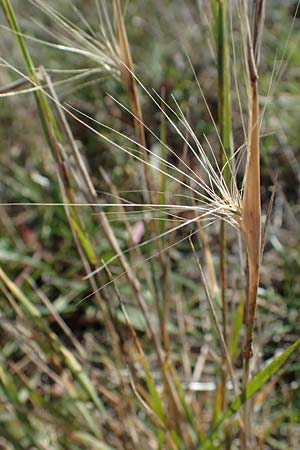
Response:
[216,0,231,340]
[242,78,260,364]
[159,86,171,353]
[215,0,232,179]
[240,1,265,446]
[115,0,153,200]
[190,237,237,397]
[213,0,232,422]
[114,6,180,420]
[241,63,260,450]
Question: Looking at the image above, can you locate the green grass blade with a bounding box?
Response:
[72,432,115,450]
[70,210,97,265]
[229,297,244,360]
[0,366,41,449]
[198,338,300,449]
[0,267,41,318]
[60,346,106,416]
[1,0,60,147]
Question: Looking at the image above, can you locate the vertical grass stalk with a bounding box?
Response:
[213,0,232,422]
[240,1,265,446]
[215,0,232,339]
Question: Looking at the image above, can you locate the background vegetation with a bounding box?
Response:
[0,1,300,449]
